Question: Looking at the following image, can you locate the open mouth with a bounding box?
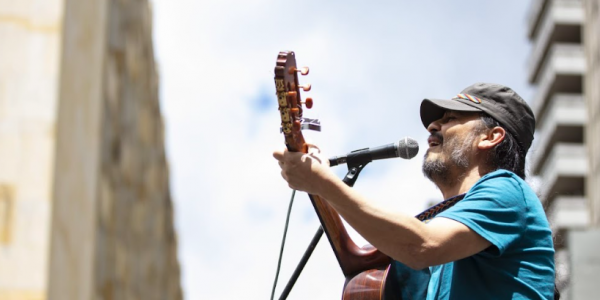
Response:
[427,137,442,147]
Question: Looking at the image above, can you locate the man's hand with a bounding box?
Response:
[273,145,334,196]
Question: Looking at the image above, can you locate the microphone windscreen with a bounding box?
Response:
[398,137,419,159]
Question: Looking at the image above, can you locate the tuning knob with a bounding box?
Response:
[302,98,313,109]
[299,84,311,92]
[297,67,309,76]
[289,67,310,76]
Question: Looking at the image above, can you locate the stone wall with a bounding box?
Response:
[96,0,182,298]
[48,0,182,299]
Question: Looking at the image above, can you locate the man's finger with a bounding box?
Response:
[273,148,286,161]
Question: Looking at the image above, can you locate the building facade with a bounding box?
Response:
[0,0,63,298]
[0,0,182,299]
[527,0,600,298]
[584,0,600,227]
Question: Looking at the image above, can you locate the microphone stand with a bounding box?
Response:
[278,161,369,300]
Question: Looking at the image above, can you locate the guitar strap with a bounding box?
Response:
[415,193,466,223]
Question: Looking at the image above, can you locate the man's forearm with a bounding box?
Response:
[316,177,435,269]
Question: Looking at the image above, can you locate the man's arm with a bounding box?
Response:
[273,147,491,269]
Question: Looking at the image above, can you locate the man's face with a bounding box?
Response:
[422,111,484,184]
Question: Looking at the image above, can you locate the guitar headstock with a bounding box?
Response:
[274,51,320,153]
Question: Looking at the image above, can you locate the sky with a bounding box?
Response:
[150,1,534,299]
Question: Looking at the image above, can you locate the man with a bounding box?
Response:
[273,83,556,299]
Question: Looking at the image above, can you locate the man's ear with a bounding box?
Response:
[478,126,505,150]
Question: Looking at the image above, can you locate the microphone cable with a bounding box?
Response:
[270,190,296,300]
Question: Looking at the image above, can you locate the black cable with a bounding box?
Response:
[270,189,296,300]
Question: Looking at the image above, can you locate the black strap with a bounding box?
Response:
[415,193,466,222]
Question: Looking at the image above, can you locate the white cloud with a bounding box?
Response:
[150,1,532,299]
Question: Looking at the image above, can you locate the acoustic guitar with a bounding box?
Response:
[274,51,400,300]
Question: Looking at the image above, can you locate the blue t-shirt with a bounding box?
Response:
[391,170,555,300]
[428,170,555,299]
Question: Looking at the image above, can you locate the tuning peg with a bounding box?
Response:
[289,67,310,76]
[299,84,311,92]
[297,67,309,76]
[302,98,313,109]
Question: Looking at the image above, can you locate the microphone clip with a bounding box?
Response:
[341,155,370,188]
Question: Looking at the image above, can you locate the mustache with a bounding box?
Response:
[429,132,444,144]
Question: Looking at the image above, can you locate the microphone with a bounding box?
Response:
[328,137,419,167]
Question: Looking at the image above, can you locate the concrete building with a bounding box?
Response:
[527,0,600,298]
[0,0,182,299]
[0,1,63,298]
[584,0,600,228]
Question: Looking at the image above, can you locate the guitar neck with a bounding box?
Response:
[274,50,389,277]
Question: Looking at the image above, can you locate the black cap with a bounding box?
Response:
[420,83,535,153]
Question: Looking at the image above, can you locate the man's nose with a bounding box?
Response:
[427,119,441,133]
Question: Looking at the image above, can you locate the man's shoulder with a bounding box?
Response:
[472,169,524,194]
[466,169,541,206]
[479,169,522,182]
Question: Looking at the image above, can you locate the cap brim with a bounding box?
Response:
[420,98,482,128]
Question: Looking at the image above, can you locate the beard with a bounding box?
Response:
[422,131,475,185]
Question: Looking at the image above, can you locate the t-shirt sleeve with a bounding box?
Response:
[436,173,527,256]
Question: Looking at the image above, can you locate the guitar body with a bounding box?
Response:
[343,265,401,300]
[274,51,398,299]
